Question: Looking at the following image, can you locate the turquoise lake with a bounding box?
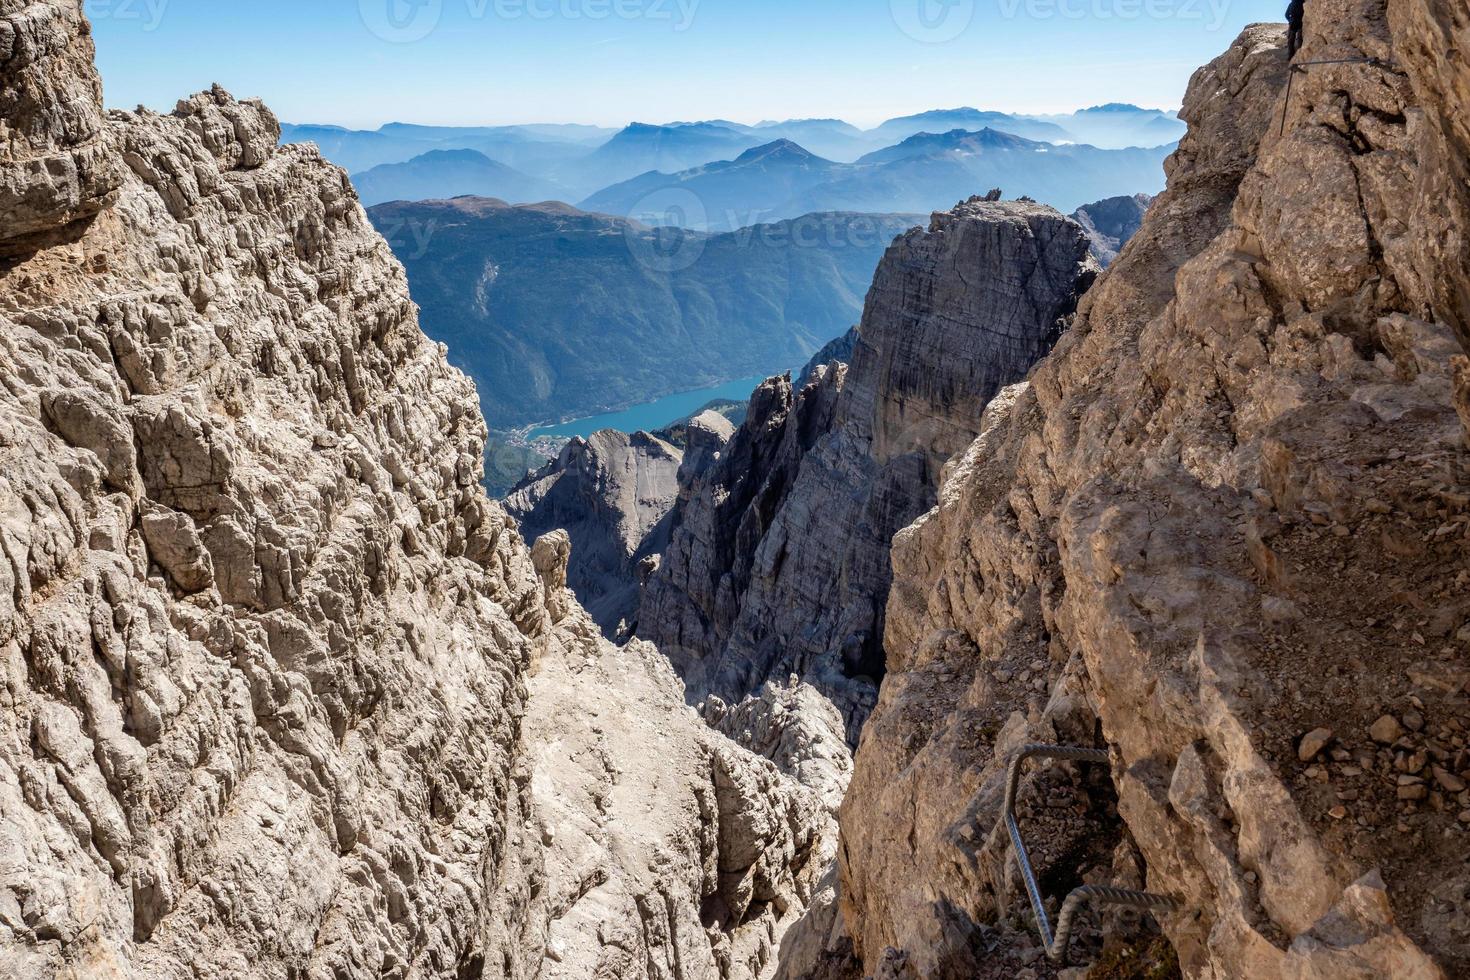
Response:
[527,375,772,440]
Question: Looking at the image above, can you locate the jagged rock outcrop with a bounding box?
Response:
[505,543,830,980]
[677,410,739,498]
[640,199,1097,766]
[0,4,820,977]
[835,8,1470,979]
[0,61,539,977]
[0,0,122,257]
[796,327,859,389]
[1070,193,1153,266]
[506,429,684,637]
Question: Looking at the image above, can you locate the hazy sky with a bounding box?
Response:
[88,0,1285,129]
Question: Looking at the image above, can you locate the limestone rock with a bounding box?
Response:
[1070,192,1153,267]
[704,679,854,810]
[640,199,1097,762]
[795,327,859,389]
[1387,0,1470,351]
[532,528,573,624]
[1454,356,1470,445]
[679,410,736,496]
[837,11,1467,979]
[0,10,557,965]
[507,430,683,636]
[514,613,830,980]
[0,5,821,977]
[1297,727,1334,762]
[139,503,215,593]
[0,0,123,257]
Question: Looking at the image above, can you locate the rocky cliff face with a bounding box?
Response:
[639,201,1096,772]
[506,429,685,637]
[0,0,121,258]
[12,1,1470,977]
[834,7,1470,978]
[504,561,830,980]
[1070,193,1153,267]
[0,4,819,977]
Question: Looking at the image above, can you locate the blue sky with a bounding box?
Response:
[87,0,1285,129]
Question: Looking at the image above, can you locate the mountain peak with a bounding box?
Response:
[1079,102,1150,114]
[734,139,820,164]
[415,147,497,163]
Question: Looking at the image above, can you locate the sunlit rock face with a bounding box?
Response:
[0,4,824,978]
[0,0,122,257]
[835,10,1470,979]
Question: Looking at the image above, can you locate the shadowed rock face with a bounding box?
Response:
[1071,192,1153,266]
[639,200,1097,788]
[0,4,824,978]
[505,429,685,637]
[0,0,122,257]
[832,8,1470,978]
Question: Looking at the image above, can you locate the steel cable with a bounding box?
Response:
[998,744,1181,964]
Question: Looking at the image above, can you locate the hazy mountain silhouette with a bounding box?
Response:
[583,132,1171,230]
[352,149,568,207]
[870,108,1074,144]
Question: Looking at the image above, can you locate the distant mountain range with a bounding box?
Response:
[286,105,1184,200]
[579,122,762,185]
[582,130,1171,230]
[1026,103,1187,149]
[280,122,613,175]
[868,109,1074,145]
[353,149,567,207]
[582,140,848,231]
[366,198,925,429]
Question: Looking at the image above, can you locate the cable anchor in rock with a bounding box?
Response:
[999,744,1181,964]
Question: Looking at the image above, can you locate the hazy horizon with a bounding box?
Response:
[276,102,1184,133]
[89,0,1283,131]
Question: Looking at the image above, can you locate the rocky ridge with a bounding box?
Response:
[828,7,1470,979]
[1070,193,1153,267]
[505,429,685,637]
[638,199,1097,806]
[7,1,1470,978]
[0,3,821,977]
[0,0,121,258]
[507,548,830,979]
